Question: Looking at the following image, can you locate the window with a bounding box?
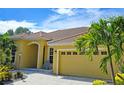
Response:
[50,48,53,55]
[11,57,15,63]
[49,56,53,63]
[93,51,99,55]
[11,48,16,63]
[73,52,77,55]
[79,52,85,55]
[61,52,65,55]
[49,48,54,63]
[101,51,107,55]
[67,52,71,55]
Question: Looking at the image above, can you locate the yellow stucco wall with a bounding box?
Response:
[52,45,119,79]
[14,39,120,79]
[49,45,75,73]
[14,39,48,69]
[23,44,38,68]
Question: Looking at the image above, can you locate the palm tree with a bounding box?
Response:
[75,16,124,85]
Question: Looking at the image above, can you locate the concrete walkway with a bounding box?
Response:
[10,69,93,85]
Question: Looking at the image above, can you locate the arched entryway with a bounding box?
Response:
[27,43,39,68]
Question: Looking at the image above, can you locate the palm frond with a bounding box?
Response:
[100,56,110,74]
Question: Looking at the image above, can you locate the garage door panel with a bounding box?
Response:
[59,55,111,79]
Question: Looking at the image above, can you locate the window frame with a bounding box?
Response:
[67,52,71,55]
[49,48,54,63]
[101,51,107,55]
[61,52,66,55]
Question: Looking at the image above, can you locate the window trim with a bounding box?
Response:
[101,51,107,55]
[49,48,54,63]
[61,52,66,55]
[73,52,77,55]
[67,52,71,55]
[93,51,99,55]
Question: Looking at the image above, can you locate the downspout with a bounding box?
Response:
[56,50,60,75]
[18,54,22,69]
[42,46,45,65]
[37,44,40,68]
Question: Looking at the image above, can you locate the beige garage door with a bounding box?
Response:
[58,50,117,79]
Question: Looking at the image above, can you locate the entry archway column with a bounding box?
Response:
[37,44,41,68]
[37,45,44,69]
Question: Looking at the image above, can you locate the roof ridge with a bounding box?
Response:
[48,27,88,34]
[48,31,87,43]
[11,27,88,41]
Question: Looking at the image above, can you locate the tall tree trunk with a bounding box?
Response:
[107,45,116,85]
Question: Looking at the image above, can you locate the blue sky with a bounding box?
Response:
[0,8,124,33]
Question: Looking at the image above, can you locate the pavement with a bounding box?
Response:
[10,69,93,85]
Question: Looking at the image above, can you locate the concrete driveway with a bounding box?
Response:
[10,69,93,85]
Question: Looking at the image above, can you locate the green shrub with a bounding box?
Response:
[92,80,107,85]
[0,66,9,72]
[120,64,124,73]
[13,72,23,79]
[17,72,23,78]
[0,71,12,81]
[0,73,2,81]
[4,72,12,81]
[115,73,124,85]
[0,64,14,72]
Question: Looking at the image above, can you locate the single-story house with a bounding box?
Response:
[11,27,119,79]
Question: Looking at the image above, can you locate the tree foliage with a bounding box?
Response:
[6,27,32,36]
[15,27,31,35]
[7,29,14,36]
[0,33,16,65]
[75,16,124,84]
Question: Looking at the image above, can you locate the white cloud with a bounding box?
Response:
[0,20,39,33]
[42,15,90,31]
[40,8,124,32]
[1,9,124,34]
[86,8,102,17]
[0,20,58,33]
[40,9,101,31]
[52,8,76,16]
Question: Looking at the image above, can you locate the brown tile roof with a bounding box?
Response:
[47,27,88,41]
[48,35,79,46]
[11,27,88,45]
[10,31,51,40]
[47,27,88,45]
[25,31,51,40]
[10,33,29,40]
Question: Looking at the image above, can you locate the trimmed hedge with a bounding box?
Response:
[92,80,107,85]
[115,73,124,85]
